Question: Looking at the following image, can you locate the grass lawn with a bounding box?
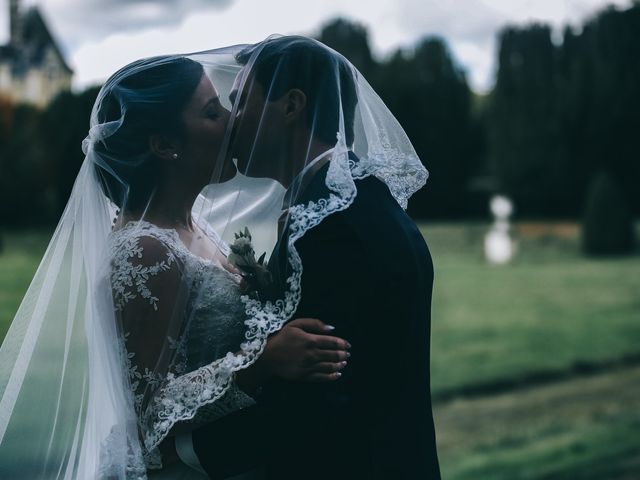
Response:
[435,365,640,479]
[421,222,640,479]
[4,223,639,383]
[0,230,51,339]
[422,222,640,395]
[1,223,639,478]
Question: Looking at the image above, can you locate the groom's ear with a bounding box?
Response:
[283,89,307,123]
[149,134,179,162]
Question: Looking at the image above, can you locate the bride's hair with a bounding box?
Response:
[91,56,204,210]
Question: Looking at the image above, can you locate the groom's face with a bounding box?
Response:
[229,68,288,180]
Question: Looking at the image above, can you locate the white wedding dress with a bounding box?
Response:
[109,220,257,479]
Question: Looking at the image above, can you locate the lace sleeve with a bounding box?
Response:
[112,234,184,410]
[111,232,253,460]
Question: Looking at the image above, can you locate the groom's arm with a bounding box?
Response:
[188,198,369,479]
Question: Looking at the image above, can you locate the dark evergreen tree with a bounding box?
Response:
[0,87,99,226]
[488,3,640,218]
[316,21,485,219]
[39,87,100,218]
[377,38,484,218]
[582,171,636,255]
[578,5,640,215]
[0,104,48,226]
[488,25,570,217]
[317,18,375,78]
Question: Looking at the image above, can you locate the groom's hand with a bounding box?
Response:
[264,318,351,382]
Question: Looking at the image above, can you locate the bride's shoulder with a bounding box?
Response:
[108,222,183,312]
[109,221,182,268]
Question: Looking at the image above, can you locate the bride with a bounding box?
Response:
[0,53,349,479]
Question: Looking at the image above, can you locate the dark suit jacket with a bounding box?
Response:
[193,159,440,480]
[262,158,440,480]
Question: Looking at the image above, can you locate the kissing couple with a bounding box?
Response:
[0,35,440,480]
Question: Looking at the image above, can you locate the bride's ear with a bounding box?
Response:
[149,134,179,161]
[283,89,307,123]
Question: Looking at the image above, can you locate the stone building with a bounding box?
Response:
[0,0,72,108]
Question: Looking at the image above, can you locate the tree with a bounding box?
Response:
[582,171,636,255]
[377,38,484,218]
[39,87,100,218]
[0,86,100,227]
[488,25,571,217]
[577,5,640,215]
[0,103,48,225]
[317,18,375,78]
[487,4,640,218]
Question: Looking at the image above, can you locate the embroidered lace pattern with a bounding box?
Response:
[351,130,428,209]
[109,221,255,473]
[97,424,147,480]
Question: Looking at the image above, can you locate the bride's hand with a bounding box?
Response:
[264,318,351,382]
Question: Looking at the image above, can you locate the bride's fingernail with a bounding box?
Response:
[346,342,352,349]
[335,372,342,378]
[325,325,336,331]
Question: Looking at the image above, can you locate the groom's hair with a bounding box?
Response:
[236,36,357,147]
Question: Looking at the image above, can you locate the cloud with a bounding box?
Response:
[67,0,390,89]
[0,0,232,49]
[1,0,634,93]
[394,0,506,45]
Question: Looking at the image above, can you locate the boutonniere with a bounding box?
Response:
[228,227,273,298]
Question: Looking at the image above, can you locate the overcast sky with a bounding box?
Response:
[0,0,633,92]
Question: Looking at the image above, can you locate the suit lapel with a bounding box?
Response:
[265,151,360,297]
[266,161,333,294]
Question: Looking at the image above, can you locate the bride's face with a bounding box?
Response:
[178,73,233,184]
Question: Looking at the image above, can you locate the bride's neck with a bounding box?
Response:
[124,178,200,231]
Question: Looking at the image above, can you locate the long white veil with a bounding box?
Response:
[0,36,428,479]
[0,157,140,478]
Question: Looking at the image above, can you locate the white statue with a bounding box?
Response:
[485,195,515,264]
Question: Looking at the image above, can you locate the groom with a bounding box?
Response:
[193,37,441,479]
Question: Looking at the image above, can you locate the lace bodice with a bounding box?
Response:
[108,221,255,472]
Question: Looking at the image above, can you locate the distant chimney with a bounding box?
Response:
[10,0,22,48]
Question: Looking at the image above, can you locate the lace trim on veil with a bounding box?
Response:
[240,133,427,369]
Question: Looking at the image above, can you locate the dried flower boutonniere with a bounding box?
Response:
[228,227,273,299]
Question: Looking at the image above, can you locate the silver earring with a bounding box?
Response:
[172,153,179,160]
